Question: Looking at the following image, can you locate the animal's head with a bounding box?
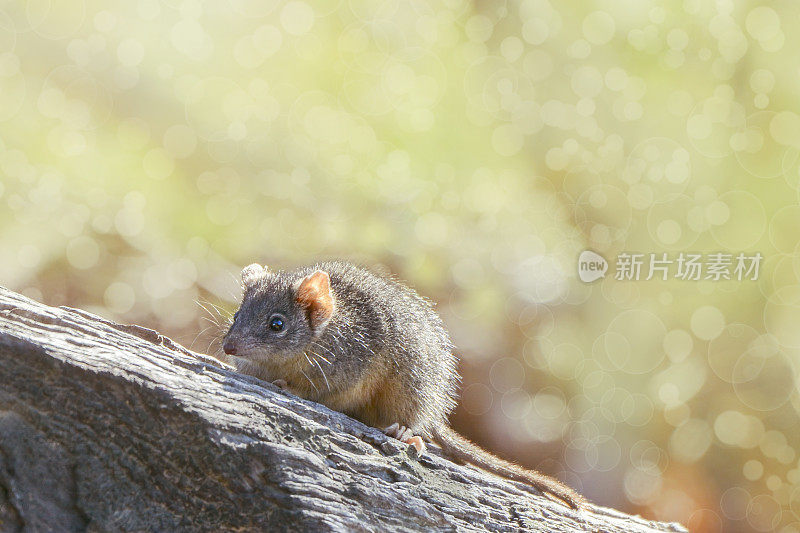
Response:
[222,264,334,363]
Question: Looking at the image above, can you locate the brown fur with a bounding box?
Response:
[223,261,586,511]
[433,426,586,509]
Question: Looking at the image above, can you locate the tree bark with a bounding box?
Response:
[0,286,687,533]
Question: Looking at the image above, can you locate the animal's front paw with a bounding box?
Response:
[271,379,289,390]
[383,422,426,454]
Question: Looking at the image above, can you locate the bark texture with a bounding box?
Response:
[0,286,687,533]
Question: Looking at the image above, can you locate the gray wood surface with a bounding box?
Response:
[0,286,687,532]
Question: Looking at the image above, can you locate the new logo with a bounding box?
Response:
[578,250,608,283]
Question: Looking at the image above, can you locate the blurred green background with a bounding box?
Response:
[2,0,799,531]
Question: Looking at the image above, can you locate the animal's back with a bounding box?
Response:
[304,261,460,434]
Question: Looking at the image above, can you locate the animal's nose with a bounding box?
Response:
[223,339,237,355]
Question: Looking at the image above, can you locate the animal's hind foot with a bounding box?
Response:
[383,422,426,454]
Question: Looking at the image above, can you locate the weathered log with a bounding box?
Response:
[0,286,686,532]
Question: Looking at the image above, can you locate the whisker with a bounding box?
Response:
[200,315,221,327]
[209,302,234,323]
[204,299,228,314]
[195,300,226,331]
[196,298,234,322]
[302,353,324,392]
[307,348,331,365]
[308,353,331,391]
[205,330,225,354]
[310,341,336,362]
[189,324,219,350]
[299,365,318,392]
[210,341,224,357]
[195,299,219,318]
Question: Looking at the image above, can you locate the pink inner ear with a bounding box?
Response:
[296,271,334,328]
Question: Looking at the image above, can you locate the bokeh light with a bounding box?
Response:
[1,1,799,531]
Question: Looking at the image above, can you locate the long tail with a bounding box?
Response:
[432,425,586,510]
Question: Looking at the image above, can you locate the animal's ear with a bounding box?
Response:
[241,263,268,288]
[295,270,334,331]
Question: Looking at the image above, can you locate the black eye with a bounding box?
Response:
[269,315,284,332]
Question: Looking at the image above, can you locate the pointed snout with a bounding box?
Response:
[223,338,237,355]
